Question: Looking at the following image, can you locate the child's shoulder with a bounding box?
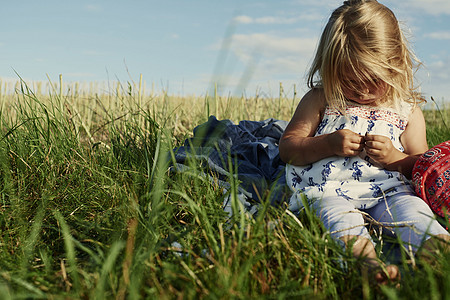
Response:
[392,99,419,119]
[303,88,326,101]
[301,88,327,110]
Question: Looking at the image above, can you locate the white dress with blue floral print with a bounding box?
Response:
[286,101,415,210]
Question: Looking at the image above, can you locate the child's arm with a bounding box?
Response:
[364,106,428,178]
[279,89,365,166]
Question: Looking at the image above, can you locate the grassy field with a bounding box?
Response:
[0,79,449,299]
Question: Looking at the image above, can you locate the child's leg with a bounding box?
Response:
[310,197,400,283]
[367,192,450,254]
[310,197,372,240]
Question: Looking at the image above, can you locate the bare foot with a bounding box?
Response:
[340,235,401,285]
[362,259,400,286]
[373,264,401,285]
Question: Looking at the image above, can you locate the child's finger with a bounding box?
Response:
[364,134,389,143]
[365,140,381,149]
[365,147,380,156]
[355,134,365,145]
[356,143,365,152]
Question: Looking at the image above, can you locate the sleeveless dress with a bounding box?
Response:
[286,101,416,210]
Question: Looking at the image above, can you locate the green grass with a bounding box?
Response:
[0,80,449,299]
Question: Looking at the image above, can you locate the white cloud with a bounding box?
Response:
[290,0,341,9]
[395,0,450,15]
[424,31,450,40]
[206,32,318,94]
[84,4,102,12]
[233,15,253,24]
[229,33,317,79]
[230,33,317,59]
[427,59,450,80]
[233,15,298,24]
[297,0,450,16]
[233,14,323,25]
[416,56,450,102]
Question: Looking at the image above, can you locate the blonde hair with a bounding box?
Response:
[307,0,424,111]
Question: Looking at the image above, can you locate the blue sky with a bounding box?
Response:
[2,0,450,102]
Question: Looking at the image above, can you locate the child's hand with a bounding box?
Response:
[364,134,399,166]
[328,129,365,157]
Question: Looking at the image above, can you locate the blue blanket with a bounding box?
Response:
[172,115,291,215]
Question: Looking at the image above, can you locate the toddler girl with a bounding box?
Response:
[279,0,449,284]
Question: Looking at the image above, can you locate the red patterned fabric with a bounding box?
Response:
[412,141,450,218]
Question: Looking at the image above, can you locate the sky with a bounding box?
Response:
[1,0,450,103]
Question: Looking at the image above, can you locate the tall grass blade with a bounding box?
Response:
[0,283,12,300]
[94,241,125,299]
[20,199,46,274]
[430,96,449,130]
[54,210,81,294]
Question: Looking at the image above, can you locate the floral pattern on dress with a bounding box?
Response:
[286,102,415,210]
